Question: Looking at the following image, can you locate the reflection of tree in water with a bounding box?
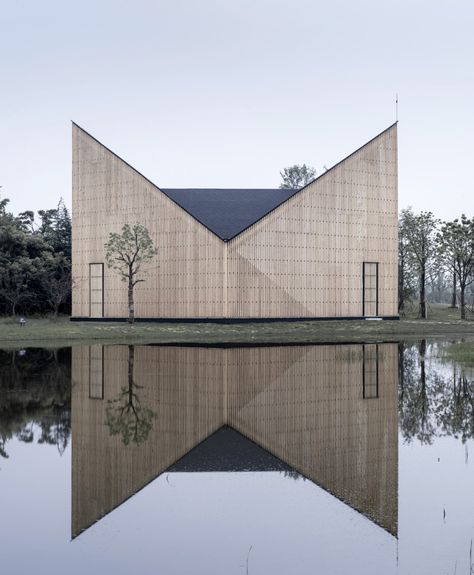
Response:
[106,346,156,446]
[0,348,71,458]
[399,340,436,443]
[37,410,71,455]
[433,367,474,443]
[399,340,474,444]
[283,469,304,481]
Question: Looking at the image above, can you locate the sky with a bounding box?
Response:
[1,0,473,220]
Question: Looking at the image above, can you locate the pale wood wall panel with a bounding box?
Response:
[73,125,397,319]
[227,126,398,318]
[72,126,225,318]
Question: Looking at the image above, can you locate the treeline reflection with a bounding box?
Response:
[2,341,474,457]
[1,339,474,538]
[399,340,474,444]
[0,348,71,457]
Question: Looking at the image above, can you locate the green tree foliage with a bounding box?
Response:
[399,208,439,319]
[0,193,71,316]
[399,210,474,313]
[38,199,72,259]
[279,164,316,189]
[105,224,157,324]
[437,215,474,319]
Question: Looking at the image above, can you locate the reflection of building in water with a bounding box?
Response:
[72,344,398,538]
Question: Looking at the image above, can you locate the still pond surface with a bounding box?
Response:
[0,341,473,575]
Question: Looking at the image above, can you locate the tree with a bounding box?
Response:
[279,164,316,189]
[104,224,157,324]
[450,268,458,308]
[0,192,72,317]
[38,198,72,259]
[17,211,36,233]
[42,253,72,317]
[399,208,439,319]
[0,257,40,316]
[398,217,416,313]
[438,216,474,319]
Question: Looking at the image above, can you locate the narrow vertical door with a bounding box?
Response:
[363,262,378,317]
[89,263,104,318]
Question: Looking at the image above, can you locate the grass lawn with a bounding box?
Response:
[1,304,474,348]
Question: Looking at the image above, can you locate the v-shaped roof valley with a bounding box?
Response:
[73,121,397,242]
[162,187,298,241]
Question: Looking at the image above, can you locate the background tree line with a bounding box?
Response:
[399,208,474,319]
[0,193,71,316]
[2,184,474,320]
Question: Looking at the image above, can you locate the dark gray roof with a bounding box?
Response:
[162,188,298,241]
[166,427,294,473]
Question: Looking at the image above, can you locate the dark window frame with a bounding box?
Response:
[89,345,104,400]
[362,344,379,399]
[89,262,104,318]
[362,262,379,317]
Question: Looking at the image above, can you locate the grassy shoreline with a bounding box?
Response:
[1,306,474,348]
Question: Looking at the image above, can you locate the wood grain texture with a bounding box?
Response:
[72,124,397,319]
[71,345,225,537]
[227,343,398,534]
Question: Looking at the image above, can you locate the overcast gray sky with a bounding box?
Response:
[2,0,473,220]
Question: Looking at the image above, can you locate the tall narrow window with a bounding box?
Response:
[89,345,104,399]
[363,344,379,399]
[89,263,104,318]
[363,262,378,317]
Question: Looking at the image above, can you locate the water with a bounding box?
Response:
[0,341,473,574]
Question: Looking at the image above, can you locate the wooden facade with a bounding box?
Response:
[71,343,398,538]
[72,123,398,320]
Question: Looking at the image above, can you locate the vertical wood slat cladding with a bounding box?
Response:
[72,124,397,319]
[72,126,225,318]
[72,343,397,537]
[71,345,225,537]
[227,125,398,318]
[227,344,398,534]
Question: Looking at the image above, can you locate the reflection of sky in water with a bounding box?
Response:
[0,440,395,575]
[400,437,474,574]
[1,342,474,574]
[3,437,474,575]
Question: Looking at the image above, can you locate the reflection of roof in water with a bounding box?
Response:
[167,426,293,473]
[72,344,398,539]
